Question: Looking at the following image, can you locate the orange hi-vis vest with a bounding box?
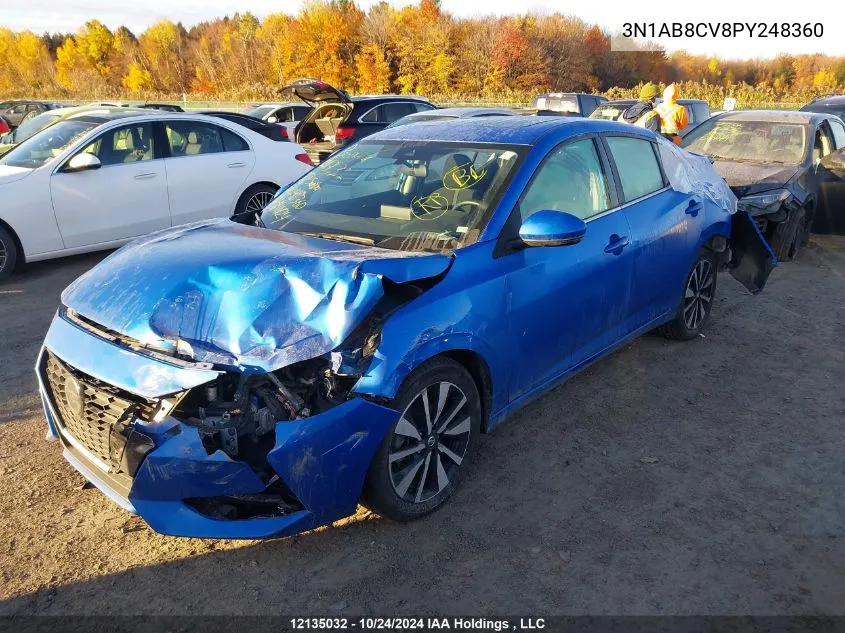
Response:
[656,101,687,136]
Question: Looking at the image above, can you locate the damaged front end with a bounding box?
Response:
[38,309,401,538]
[37,221,450,538]
[736,188,804,262]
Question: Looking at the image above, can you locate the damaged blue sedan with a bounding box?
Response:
[37,117,774,538]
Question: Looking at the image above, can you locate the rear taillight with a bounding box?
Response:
[278,127,289,141]
[335,126,356,141]
[295,153,314,166]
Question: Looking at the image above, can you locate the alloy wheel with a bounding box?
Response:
[389,381,472,504]
[0,239,7,273]
[245,191,275,213]
[683,259,715,330]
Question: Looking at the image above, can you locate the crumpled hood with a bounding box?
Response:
[713,160,800,197]
[62,220,452,373]
[0,165,33,186]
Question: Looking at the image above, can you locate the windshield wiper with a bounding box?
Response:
[299,232,375,246]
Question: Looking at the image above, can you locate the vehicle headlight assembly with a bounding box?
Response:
[738,189,792,215]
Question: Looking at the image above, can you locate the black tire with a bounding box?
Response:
[0,225,19,281]
[362,357,482,522]
[771,207,806,262]
[232,183,278,223]
[798,206,814,249]
[659,248,718,341]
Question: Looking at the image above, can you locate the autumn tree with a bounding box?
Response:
[485,17,549,94]
[391,0,455,95]
[55,20,115,93]
[137,21,190,93]
[355,43,391,93]
[1,0,842,104]
[278,0,363,91]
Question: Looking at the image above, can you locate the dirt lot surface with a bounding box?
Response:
[1,238,844,616]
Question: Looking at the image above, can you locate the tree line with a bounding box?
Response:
[1,0,843,107]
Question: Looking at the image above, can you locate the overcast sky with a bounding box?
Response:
[0,0,841,58]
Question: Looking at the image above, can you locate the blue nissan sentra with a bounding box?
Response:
[36,117,775,538]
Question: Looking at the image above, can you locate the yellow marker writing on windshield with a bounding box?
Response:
[443,162,487,191]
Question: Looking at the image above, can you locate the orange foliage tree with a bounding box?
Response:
[0,0,842,105]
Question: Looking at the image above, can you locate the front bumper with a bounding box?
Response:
[37,313,399,539]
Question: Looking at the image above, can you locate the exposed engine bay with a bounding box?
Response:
[170,283,413,471]
[177,326,380,464]
[178,358,357,460]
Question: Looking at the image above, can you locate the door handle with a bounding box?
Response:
[134,173,157,180]
[685,198,702,216]
[227,162,246,168]
[604,235,630,254]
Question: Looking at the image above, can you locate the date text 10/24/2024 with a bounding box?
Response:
[290,618,547,631]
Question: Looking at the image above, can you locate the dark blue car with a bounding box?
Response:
[37,117,773,538]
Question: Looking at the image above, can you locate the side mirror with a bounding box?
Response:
[64,152,101,173]
[517,210,586,248]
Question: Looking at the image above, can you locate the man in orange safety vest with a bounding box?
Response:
[655,83,689,144]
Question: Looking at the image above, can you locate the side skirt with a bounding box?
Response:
[486,311,674,431]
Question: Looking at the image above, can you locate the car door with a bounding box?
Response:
[161,119,256,225]
[502,136,634,399]
[815,118,845,234]
[7,103,28,127]
[602,134,698,326]
[50,121,170,249]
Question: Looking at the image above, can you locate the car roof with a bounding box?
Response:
[806,95,845,105]
[373,116,627,145]
[250,102,305,108]
[406,107,513,118]
[352,95,430,103]
[535,92,597,97]
[714,109,822,124]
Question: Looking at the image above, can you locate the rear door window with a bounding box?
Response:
[411,102,435,113]
[606,136,666,202]
[220,127,249,152]
[165,121,227,157]
[276,107,297,122]
[360,102,416,123]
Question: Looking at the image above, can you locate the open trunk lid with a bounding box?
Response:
[279,78,351,106]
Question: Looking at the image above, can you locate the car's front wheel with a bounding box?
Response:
[362,357,481,521]
[0,225,19,280]
[659,248,718,341]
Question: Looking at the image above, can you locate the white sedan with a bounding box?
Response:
[0,111,314,278]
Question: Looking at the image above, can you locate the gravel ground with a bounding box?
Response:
[0,238,844,616]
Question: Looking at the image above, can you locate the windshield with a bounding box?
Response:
[247,105,275,119]
[534,95,579,114]
[683,119,807,164]
[0,119,98,169]
[260,141,524,253]
[590,105,627,121]
[11,111,61,144]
